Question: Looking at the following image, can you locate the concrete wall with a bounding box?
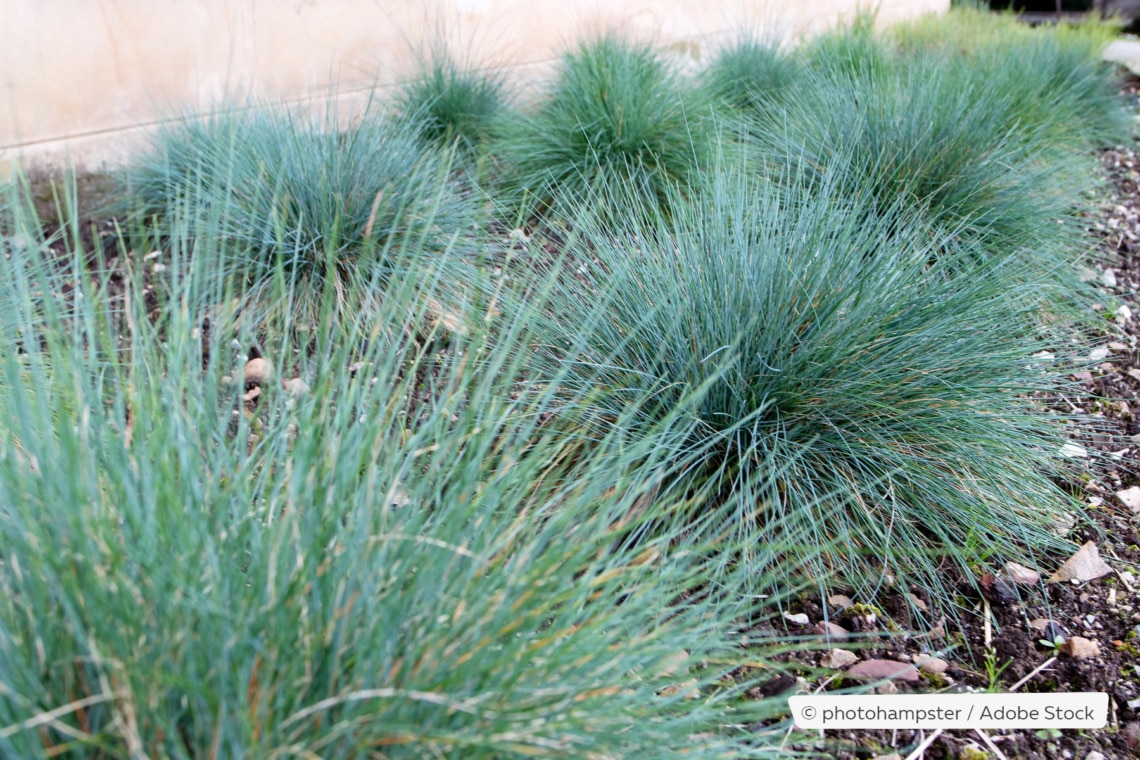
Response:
[0,0,949,176]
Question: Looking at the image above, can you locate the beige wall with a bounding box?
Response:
[0,0,948,176]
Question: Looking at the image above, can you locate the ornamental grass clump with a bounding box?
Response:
[496,34,711,223]
[703,36,802,121]
[0,178,796,758]
[768,57,1093,273]
[397,54,508,159]
[120,102,478,327]
[532,171,1082,608]
[802,12,888,79]
[889,6,1129,150]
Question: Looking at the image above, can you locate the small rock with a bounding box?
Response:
[820,649,858,669]
[875,682,899,695]
[755,673,797,698]
[1049,542,1113,584]
[1030,618,1068,643]
[1109,341,1131,351]
[1085,751,1106,760]
[1003,562,1041,586]
[1073,371,1094,382]
[844,659,920,683]
[1060,636,1100,660]
[906,593,928,613]
[244,357,273,388]
[1032,350,1056,361]
[827,594,853,610]
[283,378,310,397]
[1126,722,1140,753]
[1129,368,1140,383]
[782,612,810,626]
[1089,347,1110,363]
[1117,486,1140,514]
[814,621,850,641]
[980,573,1019,603]
[1102,269,1118,288]
[425,297,466,335]
[658,678,700,699]
[1119,304,1134,325]
[1121,724,1140,756]
[1059,441,1089,459]
[1078,265,1099,283]
[916,657,949,675]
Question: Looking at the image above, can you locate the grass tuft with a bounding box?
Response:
[529,170,1083,609]
[0,177,797,758]
[397,54,509,159]
[495,34,710,223]
[704,35,802,121]
[118,102,478,328]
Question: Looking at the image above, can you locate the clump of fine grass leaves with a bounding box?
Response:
[496,33,711,223]
[746,12,1129,316]
[119,101,479,328]
[0,176,800,759]
[703,36,802,120]
[529,171,1084,611]
[397,54,508,159]
[889,6,1131,150]
[802,12,888,79]
[766,58,1093,271]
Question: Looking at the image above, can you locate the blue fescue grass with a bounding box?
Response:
[117,100,481,329]
[0,10,1129,748]
[526,169,1085,612]
[703,35,802,121]
[741,12,1126,323]
[397,54,509,160]
[494,33,713,224]
[0,174,805,758]
[764,58,1095,264]
[890,6,1130,150]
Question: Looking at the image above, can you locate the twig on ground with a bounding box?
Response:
[1009,656,1057,692]
[903,728,943,760]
